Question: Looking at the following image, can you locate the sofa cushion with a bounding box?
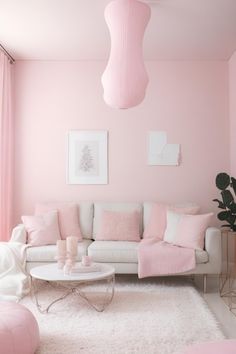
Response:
[96,210,141,241]
[143,202,200,240]
[77,202,94,239]
[22,211,61,246]
[93,202,143,239]
[88,240,209,264]
[35,202,82,240]
[26,239,92,262]
[88,241,140,263]
[35,202,93,240]
[174,213,213,250]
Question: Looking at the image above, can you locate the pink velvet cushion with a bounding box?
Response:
[96,210,141,241]
[182,340,236,354]
[22,210,61,246]
[0,302,39,354]
[174,213,213,250]
[35,202,82,240]
[143,203,200,240]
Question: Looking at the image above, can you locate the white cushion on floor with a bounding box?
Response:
[26,239,92,262]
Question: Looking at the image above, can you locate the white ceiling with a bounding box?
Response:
[0,0,236,61]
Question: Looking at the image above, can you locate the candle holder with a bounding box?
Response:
[55,255,66,269]
[56,240,67,269]
[63,252,77,275]
[81,255,92,267]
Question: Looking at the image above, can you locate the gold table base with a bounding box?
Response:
[219,229,236,317]
[31,275,115,314]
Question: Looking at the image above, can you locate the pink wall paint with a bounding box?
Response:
[229,51,236,177]
[14,61,229,225]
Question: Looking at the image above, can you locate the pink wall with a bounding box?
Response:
[14,61,229,225]
[229,51,236,176]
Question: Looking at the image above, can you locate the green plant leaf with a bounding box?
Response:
[220,213,236,226]
[229,202,236,214]
[231,177,236,196]
[217,210,230,221]
[227,214,236,226]
[221,190,234,207]
[216,173,230,190]
[212,198,226,209]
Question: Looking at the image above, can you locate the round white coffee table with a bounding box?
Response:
[30,263,115,314]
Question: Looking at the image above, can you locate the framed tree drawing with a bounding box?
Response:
[67,130,108,184]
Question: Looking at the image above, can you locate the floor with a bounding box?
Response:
[117,274,236,340]
[198,276,236,339]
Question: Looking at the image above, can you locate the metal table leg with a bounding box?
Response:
[31,275,115,314]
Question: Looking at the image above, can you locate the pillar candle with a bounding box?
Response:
[82,255,92,267]
[66,236,78,256]
[56,240,66,257]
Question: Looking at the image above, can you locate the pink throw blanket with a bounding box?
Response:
[138,238,196,278]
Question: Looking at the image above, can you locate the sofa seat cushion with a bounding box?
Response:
[88,241,208,264]
[88,241,140,263]
[26,239,92,262]
[196,249,208,263]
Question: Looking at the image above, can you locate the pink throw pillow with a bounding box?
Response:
[174,213,213,250]
[35,202,82,240]
[96,210,141,241]
[22,210,61,246]
[143,203,200,240]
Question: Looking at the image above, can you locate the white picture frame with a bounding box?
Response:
[67,130,108,184]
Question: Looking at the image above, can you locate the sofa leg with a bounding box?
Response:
[203,274,207,293]
[189,275,194,283]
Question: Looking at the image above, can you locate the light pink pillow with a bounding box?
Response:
[35,202,82,240]
[96,210,141,241]
[143,203,200,240]
[174,213,213,250]
[22,210,61,246]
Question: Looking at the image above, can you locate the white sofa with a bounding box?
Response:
[10,202,222,281]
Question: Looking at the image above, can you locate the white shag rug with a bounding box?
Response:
[20,278,224,354]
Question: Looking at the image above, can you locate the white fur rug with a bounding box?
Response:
[20,278,224,354]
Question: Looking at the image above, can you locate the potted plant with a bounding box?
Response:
[213,172,236,231]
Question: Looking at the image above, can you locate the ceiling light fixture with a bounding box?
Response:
[101,0,151,109]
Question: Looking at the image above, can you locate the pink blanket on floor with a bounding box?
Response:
[138,238,196,278]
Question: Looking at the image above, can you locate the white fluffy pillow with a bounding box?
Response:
[163,211,182,244]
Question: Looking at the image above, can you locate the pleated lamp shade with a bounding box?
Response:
[101,0,151,109]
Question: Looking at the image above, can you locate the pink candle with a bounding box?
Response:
[82,255,92,267]
[66,236,78,256]
[56,240,66,257]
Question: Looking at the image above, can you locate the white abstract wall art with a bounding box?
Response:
[148,131,180,166]
[67,131,108,184]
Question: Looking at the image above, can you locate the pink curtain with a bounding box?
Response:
[0,51,13,241]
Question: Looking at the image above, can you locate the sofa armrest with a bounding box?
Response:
[10,224,27,244]
[204,227,222,274]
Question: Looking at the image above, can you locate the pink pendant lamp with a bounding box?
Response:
[102,0,151,109]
